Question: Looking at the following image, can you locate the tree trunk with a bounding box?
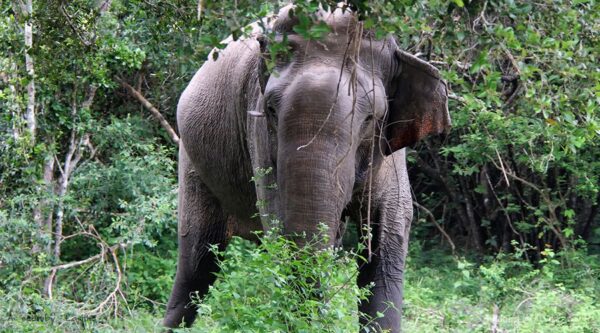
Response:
[32,155,55,255]
[44,87,95,298]
[23,0,36,139]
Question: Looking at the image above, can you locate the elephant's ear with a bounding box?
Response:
[384,48,451,155]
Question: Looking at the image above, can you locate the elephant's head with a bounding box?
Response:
[252,5,449,243]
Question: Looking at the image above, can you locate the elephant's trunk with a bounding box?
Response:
[278,141,352,245]
[277,69,356,245]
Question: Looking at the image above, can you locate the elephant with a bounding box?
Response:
[163,4,450,333]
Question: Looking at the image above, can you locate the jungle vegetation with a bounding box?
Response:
[1,0,598,332]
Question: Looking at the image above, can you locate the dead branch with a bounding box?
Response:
[494,147,510,187]
[365,30,375,263]
[119,79,180,145]
[46,221,131,317]
[414,201,456,254]
[82,243,130,317]
[49,245,109,271]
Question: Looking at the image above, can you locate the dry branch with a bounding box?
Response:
[48,242,126,271]
[414,201,456,254]
[119,80,180,145]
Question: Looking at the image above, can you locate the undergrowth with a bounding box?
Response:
[402,242,600,333]
[5,234,597,332]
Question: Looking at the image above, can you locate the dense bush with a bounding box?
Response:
[392,0,599,256]
[188,233,371,333]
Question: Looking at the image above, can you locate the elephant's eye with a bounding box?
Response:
[265,103,278,133]
[265,96,278,116]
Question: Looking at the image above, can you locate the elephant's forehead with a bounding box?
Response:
[273,3,358,35]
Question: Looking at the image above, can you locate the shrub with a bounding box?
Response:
[188,232,372,333]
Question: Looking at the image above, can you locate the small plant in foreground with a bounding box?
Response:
[187,231,373,333]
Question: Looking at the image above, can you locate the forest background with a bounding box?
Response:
[1,0,598,332]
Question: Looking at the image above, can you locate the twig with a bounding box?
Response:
[473,1,491,29]
[295,17,356,151]
[484,168,528,256]
[487,155,568,248]
[515,297,533,312]
[448,93,467,104]
[494,147,510,187]
[501,46,521,75]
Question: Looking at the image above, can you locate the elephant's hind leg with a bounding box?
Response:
[164,146,228,328]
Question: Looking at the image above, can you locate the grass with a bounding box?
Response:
[402,243,600,333]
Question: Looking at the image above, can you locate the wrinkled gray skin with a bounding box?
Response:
[164,5,449,333]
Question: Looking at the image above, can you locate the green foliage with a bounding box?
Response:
[123,250,176,311]
[0,212,44,288]
[354,0,600,255]
[69,117,177,247]
[402,243,600,332]
[187,233,371,333]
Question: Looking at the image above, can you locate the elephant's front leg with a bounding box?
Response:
[357,154,413,333]
[164,146,229,329]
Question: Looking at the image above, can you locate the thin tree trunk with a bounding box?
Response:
[1,64,21,139]
[23,0,36,139]
[44,87,95,298]
[45,130,83,298]
[52,131,75,260]
[460,176,484,253]
[52,91,93,259]
[32,155,55,254]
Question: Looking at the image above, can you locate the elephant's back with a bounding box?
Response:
[176,39,262,222]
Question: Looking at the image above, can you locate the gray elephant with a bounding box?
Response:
[164,5,449,333]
